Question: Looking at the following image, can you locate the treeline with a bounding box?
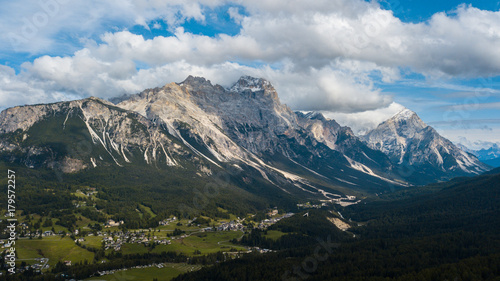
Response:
[0,251,186,281]
[343,171,500,238]
[172,249,500,281]
[0,162,279,230]
[237,210,348,250]
[238,230,317,250]
[0,250,233,281]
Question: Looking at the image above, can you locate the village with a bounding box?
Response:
[2,209,295,273]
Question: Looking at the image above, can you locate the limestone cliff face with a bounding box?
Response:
[117,76,303,159]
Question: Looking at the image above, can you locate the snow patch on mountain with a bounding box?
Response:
[390,108,415,121]
[345,156,404,186]
[229,76,271,93]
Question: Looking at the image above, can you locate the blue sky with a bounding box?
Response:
[382,0,500,22]
[0,0,499,148]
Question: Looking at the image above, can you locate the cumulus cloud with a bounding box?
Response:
[228,7,244,24]
[441,127,500,147]
[0,0,226,54]
[258,66,392,113]
[0,65,80,111]
[19,36,392,113]
[4,0,500,76]
[456,136,500,150]
[324,102,407,135]
[235,1,500,77]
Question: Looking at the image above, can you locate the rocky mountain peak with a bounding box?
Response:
[229,76,279,101]
[180,75,213,87]
[386,108,425,127]
[376,108,428,139]
[391,108,416,120]
[230,76,269,91]
[302,111,327,121]
[362,109,490,180]
[86,96,116,107]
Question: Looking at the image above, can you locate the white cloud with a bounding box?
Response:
[440,127,500,148]
[267,67,391,112]
[0,0,226,54]
[235,2,500,77]
[324,102,406,135]
[5,1,500,78]
[0,65,80,111]
[455,136,500,150]
[17,47,391,114]
[18,35,392,113]
[228,7,244,24]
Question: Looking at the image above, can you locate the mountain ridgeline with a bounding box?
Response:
[0,76,491,206]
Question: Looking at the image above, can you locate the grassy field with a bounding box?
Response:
[72,190,88,199]
[86,263,202,281]
[175,231,246,254]
[120,231,247,256]
[15,213,100,234]
[16,236,94,267]
[139,204,156,218]
[263,230,286,240]
[75,215,101,229]
[80,235,103,249]
[121,243,151,255]
[40,219,69,233]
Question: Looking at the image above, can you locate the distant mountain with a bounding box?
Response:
[455,143,475,154]
[455,143,500,168]
[362,108,490,184]
[474,144,500,167]
[475,143,500,160]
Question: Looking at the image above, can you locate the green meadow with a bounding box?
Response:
[86,263,202,281]
[16,236,94,267]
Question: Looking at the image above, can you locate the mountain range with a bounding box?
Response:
[457,143,500,167]
[0,76,492,204]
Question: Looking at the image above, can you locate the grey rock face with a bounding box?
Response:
[0,97,187,172]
